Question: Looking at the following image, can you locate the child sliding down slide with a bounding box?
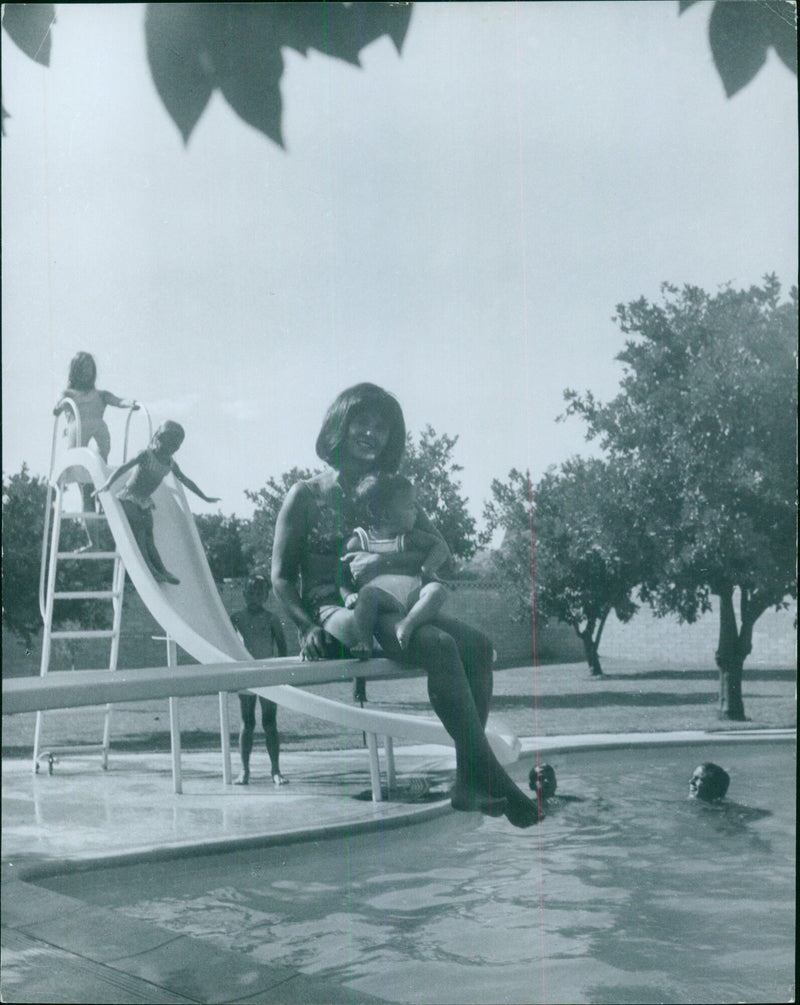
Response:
[94,421,219,585]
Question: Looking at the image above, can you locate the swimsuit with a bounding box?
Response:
[117,450,173,510]
[349,526,421,610]
[62,389,119,458]
[297,473,355,624]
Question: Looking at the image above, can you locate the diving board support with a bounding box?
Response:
[219,692,232,786]
[166,637,182,794]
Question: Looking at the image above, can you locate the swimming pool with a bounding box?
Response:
[37,740,795,1005]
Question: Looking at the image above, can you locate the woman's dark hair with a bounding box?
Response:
[67,352,97,391]
[354,474,414,527]
[315,383,406,472]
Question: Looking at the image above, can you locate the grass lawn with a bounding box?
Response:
[2,658,795,760]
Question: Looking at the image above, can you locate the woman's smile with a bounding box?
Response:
[346,414,390,461]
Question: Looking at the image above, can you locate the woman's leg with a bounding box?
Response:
[374,616,539,828]
[428,613,494,728]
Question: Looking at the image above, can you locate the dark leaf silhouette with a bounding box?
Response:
[144,2,413,145]
[2,3,54,65]
[708,0,796,97]
[145,4,215,144]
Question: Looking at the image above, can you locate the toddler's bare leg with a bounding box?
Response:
[352,586,402,658]
[396,583,448,649]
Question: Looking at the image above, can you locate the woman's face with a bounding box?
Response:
[344,411,391,465]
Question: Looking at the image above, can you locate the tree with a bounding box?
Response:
[2,464,109,643]
[243,466,320,575]
[194,512,251,583]
[565,276,797,718]
[483,459,644,675]
[2,465,49,642]
[400,425,477,565]
[3,2,795,139]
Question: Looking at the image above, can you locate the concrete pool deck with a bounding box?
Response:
[2,728,794,1003]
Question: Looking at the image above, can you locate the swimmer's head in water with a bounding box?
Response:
[529,764,557,800]
[689,762,730,802]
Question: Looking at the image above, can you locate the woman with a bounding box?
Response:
[272,383,540,828]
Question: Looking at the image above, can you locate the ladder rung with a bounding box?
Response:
[56,551,118,560]
[60,511,108,521]
[49,629,118,640]
[53,591,121,600]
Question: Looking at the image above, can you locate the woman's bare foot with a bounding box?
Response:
[501,787,542,828]
[450,783,508,817]
[273,772,289,786]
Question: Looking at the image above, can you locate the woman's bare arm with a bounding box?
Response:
[271,482,328,658]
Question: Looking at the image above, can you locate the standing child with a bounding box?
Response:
[342,474,450,659]
[231,575,289,786]
[54,351,138,541]
[93,421,219,585]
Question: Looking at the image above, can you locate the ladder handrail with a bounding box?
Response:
[39,401,81,620]
[122,402,152,462]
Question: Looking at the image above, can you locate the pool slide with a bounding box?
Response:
[52,447,520,766]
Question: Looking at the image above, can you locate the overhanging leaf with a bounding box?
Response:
[145,2,413,144]
[709,1,772,97]
[2,3,55,66]
[763,0,798,74]
[677,0,702,13]
[207,4,284,146]
[145,4,214,143]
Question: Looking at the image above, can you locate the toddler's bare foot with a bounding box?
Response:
[234,770,249,786]
[349,644,373,661]
[395,618,415,649]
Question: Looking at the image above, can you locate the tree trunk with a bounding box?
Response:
[714,585,751,721]
[576,622,603,676]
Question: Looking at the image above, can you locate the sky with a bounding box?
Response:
[2,2,797,532]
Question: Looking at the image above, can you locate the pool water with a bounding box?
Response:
[39,741,795,1005]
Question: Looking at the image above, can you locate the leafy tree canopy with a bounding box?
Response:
[400,425,477,566]
[483,458,644,674]
[2,464,110,642]
[564,275,797,714]
[194,511,251,583]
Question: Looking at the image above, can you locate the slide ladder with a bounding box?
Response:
[33,402,151,774]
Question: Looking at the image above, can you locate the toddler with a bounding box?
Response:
[342,473,449,658]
